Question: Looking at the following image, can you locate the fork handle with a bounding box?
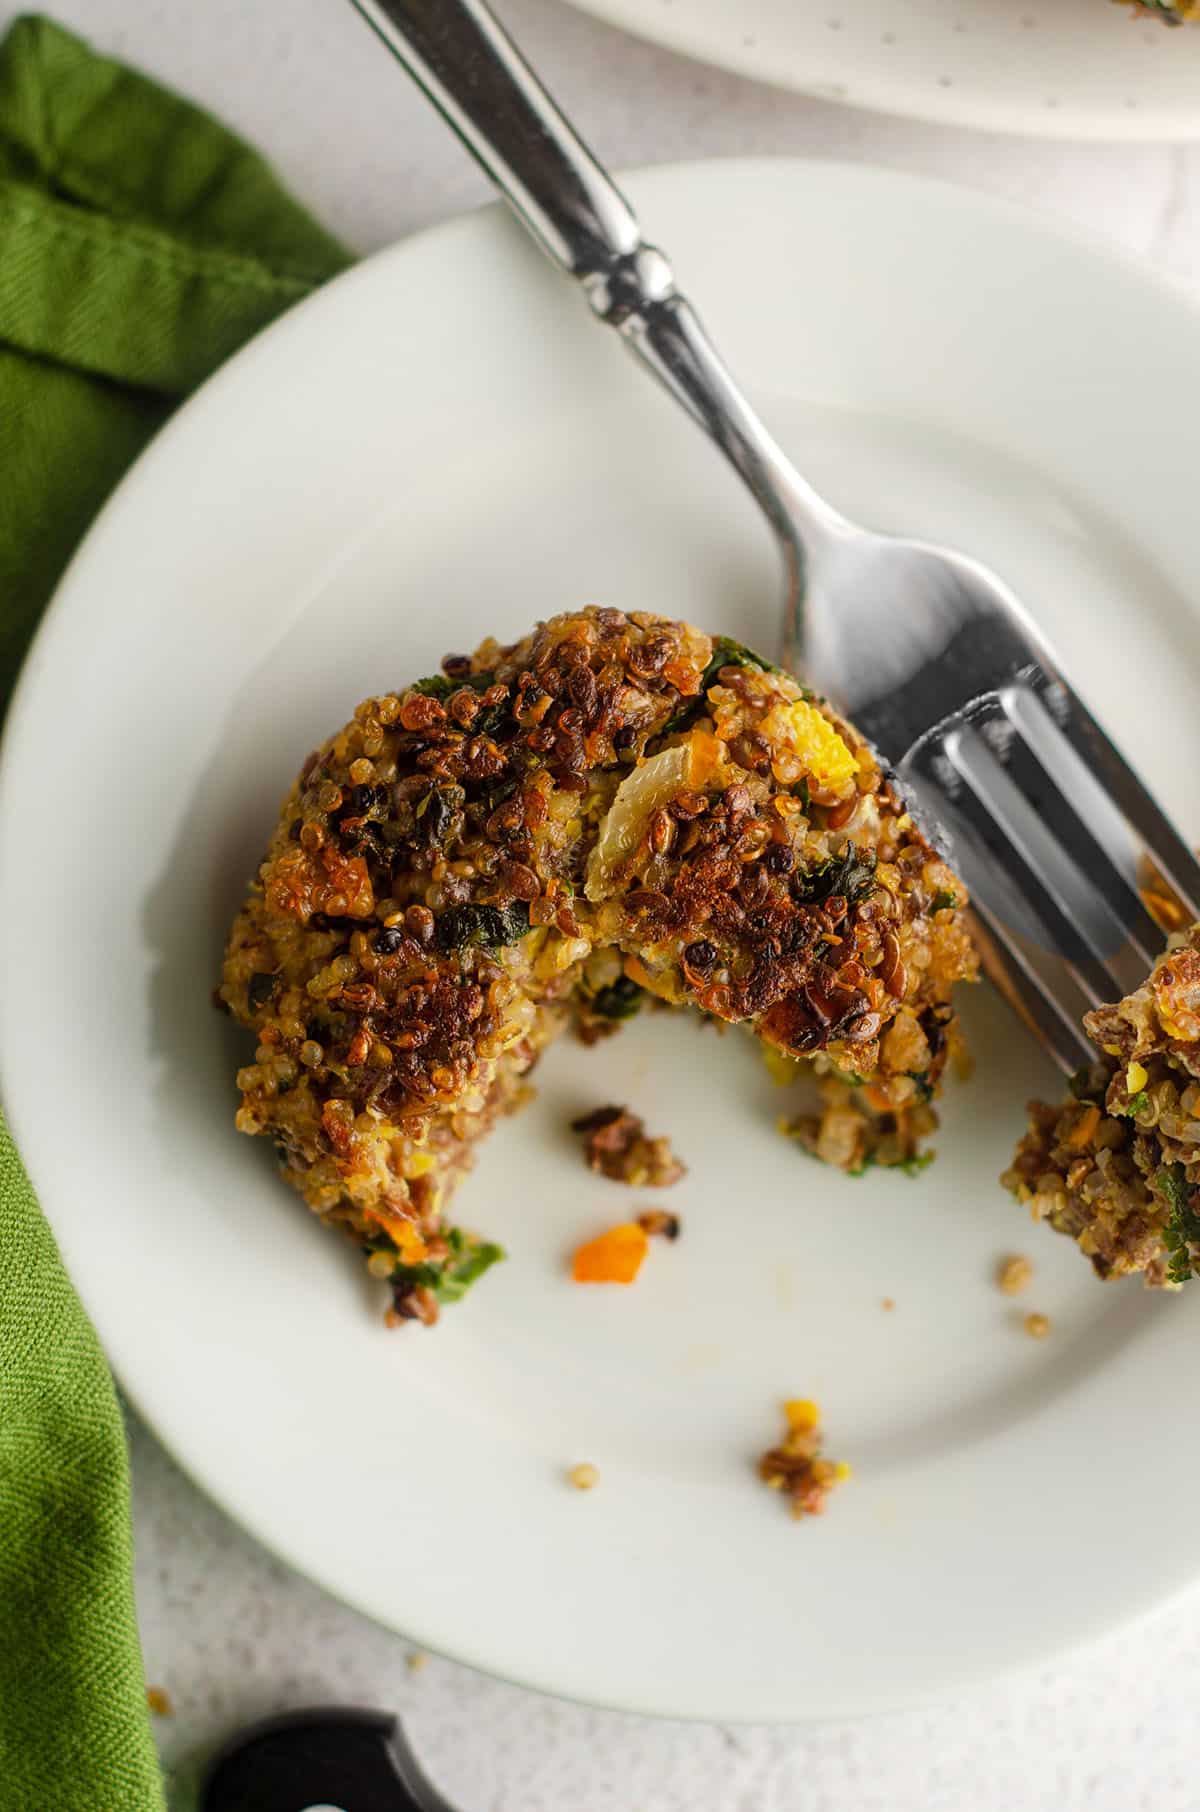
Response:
[347,0,841,628]
[351,0,639,281]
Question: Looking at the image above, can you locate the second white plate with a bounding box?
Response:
[562,0,1200,139]
[4,162,1200,1721]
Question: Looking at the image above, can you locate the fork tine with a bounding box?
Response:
[965,903,1096,1078]
[997,689,1165,972]
[933,723,1132,1008]
[1033,673,1200,923]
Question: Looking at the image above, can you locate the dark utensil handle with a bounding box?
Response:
[200,1706,458,1812]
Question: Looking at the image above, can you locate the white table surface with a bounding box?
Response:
[20,1,1200,1806]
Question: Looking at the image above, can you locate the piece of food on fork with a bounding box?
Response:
[219,607,976,1322]
[1003,925,1200,1286]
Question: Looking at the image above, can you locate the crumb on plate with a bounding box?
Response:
[996,1253,1033,1295]
[1023,1311,1051,1339]
[571,1103,686,1188]
[636,1207,681,1240]
[757,1399,850,1519]
[145,1686,172,1718]
[568,1462,600,1491]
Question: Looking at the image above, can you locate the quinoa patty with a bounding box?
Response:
[220,608,976,1318]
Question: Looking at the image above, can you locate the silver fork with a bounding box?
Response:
[348,0,1200,1075]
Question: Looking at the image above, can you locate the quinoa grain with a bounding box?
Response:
[997,1254,1033,1296]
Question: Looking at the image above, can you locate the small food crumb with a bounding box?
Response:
[997,1254,1033,1296]
[572,1221,649,1284]
[1024,1311,1051,1339]
[145,1686,173,1718]
[406,1651,428,1673]
[571,1104,686,1188]
[757,1399,850,1519]
[881,1296,895,1311]
[568,1462,600,1491]
[636,1208,681,1240]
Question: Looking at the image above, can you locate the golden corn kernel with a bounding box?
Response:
[763,700,858,792]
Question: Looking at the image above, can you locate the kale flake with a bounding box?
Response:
[434,899,532,954]
[409,669,497,702]
[247,971,281,1012]
[1158,1163,1200,1284]
[590,976,644,1021]
[793,845,877,908]
[377,1226,507,1307]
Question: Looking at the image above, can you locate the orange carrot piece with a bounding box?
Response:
[572,1221,649,1284]
[687,728,722,788]
[1063,1104,1101,1150]
[363,1205,427,1264]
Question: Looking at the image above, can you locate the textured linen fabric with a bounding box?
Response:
[0,17,347,1807]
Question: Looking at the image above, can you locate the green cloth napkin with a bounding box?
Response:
[0,18,350,1808]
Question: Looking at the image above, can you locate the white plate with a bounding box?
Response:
[4,160,1200,1723]
[562,0,1200,140]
